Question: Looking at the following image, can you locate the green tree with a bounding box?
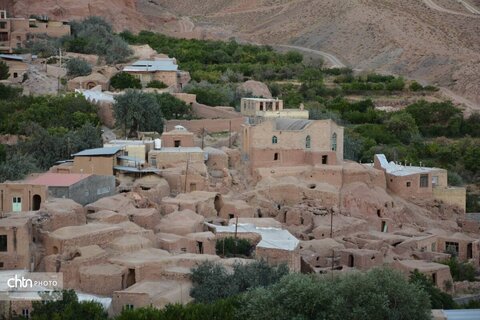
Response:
[385,112,420,144]
[237,268,431,320]
[153,93,192,120]
[0,151,39,182]
[0,61,10,80]
[66,58,92,78]
[190,260,288,304]
[113,90,163,137]
[215,237,253,257]
[31,289,107,320]
[440,257,476,281]
[409,270,456,309]
[110,72,142,90]
[147,80,168,89]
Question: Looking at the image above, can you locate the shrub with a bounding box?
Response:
[441,257,476,281]
[0,61,9,80]
[190,260,288,304]
[66,58,92,77]
[110,72,142,90]
[146,80,167,89]
[409,81,423,92]
[183,81,234,106]
[216,237,253,257]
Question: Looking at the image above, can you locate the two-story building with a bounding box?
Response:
[0,10,70,53]
[242,118,344,170]
[240,97,309,121]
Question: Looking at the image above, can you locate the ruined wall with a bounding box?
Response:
[433,187,466,213]
[256,247,301,272]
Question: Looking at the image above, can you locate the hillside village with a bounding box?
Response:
[0,9,479,320]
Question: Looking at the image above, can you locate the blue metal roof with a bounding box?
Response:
[444,309,480,320]
[72,147,122,157]
[114,166,160,173]
[0,54,24,61]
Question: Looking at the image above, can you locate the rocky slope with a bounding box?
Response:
[6,0,480,109]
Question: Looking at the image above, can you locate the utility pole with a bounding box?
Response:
[201,127,205,149]
[184,153,190,193]
[229,120,232,148]
[57,47,62,94]
[234,216,238,257]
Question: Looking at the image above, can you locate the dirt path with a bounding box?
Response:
[458,0,480,14]
[276,45,347,68]
[439,87,480,116]
[178,17,194,32]
[422,0,479,17]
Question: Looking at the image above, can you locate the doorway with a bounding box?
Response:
[32,194,41,211]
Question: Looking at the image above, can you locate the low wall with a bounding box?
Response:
[165,117,245,135]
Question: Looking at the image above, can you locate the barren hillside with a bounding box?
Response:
[7,0,480,108]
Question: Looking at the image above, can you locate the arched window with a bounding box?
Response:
[272,136,278,144]
[305,135,311,149]
[331,133,337,151]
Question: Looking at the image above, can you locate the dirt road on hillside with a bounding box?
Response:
[423,0,479,17]
[276,45,347,68]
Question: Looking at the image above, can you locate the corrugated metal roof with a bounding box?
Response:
[114,166,160,173]
[444,310,480,320]
[73,147,122,157]
[275,118,313,131]
[123,59,178,72]
[0,54,24,61]
[375,154,439,177]
[28,173,91,187]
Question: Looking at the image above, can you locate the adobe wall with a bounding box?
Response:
[72,156,115,176]
[44,226,125,255]
[0,219,31,270]
[149,150,204,168]
[165,117,245,135]
[172,93,196,105]
[244,119,344,163]
[0,183,47,213]
[161,170,208,194]
[192,103,242,119]
[112,292,150,315]
[437,238,479,265]
[256,247,301,272]
[433,187,466,213]
[48,175,115,206]
[161,133,195,148]
[338,249,384,271]
[249,149,338,170]
[79,264,128,296]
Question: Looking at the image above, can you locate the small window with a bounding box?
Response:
[321,155,328,164]
[445,241,459,256]
[125,304,134,311]
[274,153,279,161]
[420,174,429,188]
[272,136,278,144]
[22,308,29,318]
[305,135,311,149]
[432,176,438,187]
[406,181,411,187]
[0,235,7,252]
[0,22,6,29]
[13,72,18,78]
[174,140,181,147]
[0,262,4,268]
[331,133,337,151]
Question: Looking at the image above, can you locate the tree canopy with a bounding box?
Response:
[113,90,164,137]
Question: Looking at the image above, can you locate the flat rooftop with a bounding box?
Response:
[396,259,449,272]
[207,222,299,251]
[73,146,122,157]
[150,147,204,153]
[50,223,123,240]
[375,154,442,177]
[28,172,91,187]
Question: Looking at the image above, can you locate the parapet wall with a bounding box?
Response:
[165,117,245,135]
[433,187,466,213]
